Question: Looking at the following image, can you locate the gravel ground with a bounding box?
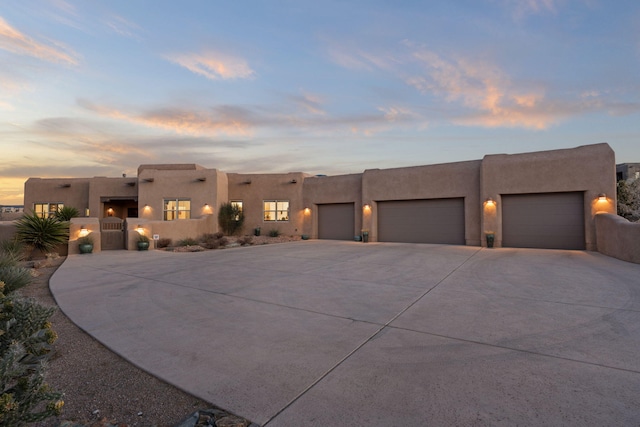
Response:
[17,235,300,426]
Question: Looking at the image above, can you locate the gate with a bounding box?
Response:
[100,217,125,250]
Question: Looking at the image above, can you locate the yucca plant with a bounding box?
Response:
[53,206,79,222]
[15,213,69,254]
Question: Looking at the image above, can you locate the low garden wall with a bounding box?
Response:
[595,213,640,264]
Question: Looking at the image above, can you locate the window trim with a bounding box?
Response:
[263,200,289,222]
[163,198,191,221]
[33,202,64,218]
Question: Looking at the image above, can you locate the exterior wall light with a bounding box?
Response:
[598,193,607,201]
[85,208,90,217]
[107,207,114,216]
[485,198,496,206]
[363,204,371,210]
[79,226,89,238]
[136,225,145,235]
[304,207,311,214]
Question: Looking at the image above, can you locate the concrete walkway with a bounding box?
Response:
[50,241,640,426]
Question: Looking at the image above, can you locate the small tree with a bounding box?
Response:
[15,214,69,255]
[617,180,640,222]
[218,203,244,235]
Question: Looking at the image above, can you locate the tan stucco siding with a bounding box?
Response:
[24,178,92,216]
[228,172,309,236]
[362,160,482,244]
[481,143,616,250]
[138,168,225,227]
[302,174,363,238]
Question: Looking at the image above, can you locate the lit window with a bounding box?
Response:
[163,199,191,220]
[263,200,289,221]
[231,200,243,220]
[34,203,63,218]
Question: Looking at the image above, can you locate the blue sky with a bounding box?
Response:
[1,0,639,204]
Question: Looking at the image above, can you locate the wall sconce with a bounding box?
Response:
[204,203,209,208]
[304,207,311,214]
[598,193,607,201]
[485,198,496,206]
[290,179,297,184]
[136,225,145,235]
[363,204,371,210]
[143,204,150,211]
[107,207,114,216]
[85,208,90,217]
[79,226,89,237]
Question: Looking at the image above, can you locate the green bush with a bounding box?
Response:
[177,237,198,247]
[0,240,27,263]
[0,266,33,294]
[268,229,281,237]
[15,214,69,254]
[53,206,79,222]
[218,203,244,236]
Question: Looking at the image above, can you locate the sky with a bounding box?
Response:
[1,0,639,205]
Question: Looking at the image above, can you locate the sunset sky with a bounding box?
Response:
[1,0,639,205]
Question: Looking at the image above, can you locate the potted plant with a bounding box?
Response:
[137,234,150,251]
[78,235,94,254]
[361,229,369,243]
[485,232,495,248]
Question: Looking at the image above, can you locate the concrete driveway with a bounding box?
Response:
[50,241,640,426]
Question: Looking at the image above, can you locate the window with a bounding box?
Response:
[163,199,191,220]
[34,203,63,218]
[263,200,289,221]
[231,200,243,220]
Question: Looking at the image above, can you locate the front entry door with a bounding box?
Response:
[100,217,125,250]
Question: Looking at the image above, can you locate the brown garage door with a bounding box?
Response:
[377,198,465,244]
[502,192,585,250]
[318,203,355,240]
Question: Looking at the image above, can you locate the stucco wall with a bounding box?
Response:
[362,160,482,244]
[68,218,101,255]
[88,177,138,218]
[228,172,309,236]
[0,221,17,242]
[24,178,91,216]
[481,143,616,250]
[303,174,363,238]
[138,167,225,233]
[595,213,640,264]
[126,215,214,249]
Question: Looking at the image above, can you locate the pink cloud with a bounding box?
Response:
[164,51,255,80]
[0,16,79,65]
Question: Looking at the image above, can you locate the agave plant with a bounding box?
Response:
[53,206,80,222]
[15,213,69,254]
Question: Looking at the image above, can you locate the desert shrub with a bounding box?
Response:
[0,271,63,424]
[156,238,172,248]
[0,265,33,294]
[15,213,69,254]
[200,233,228,249]
[53,206,79,222]
[268,229,281,237]
[177,237,199,247]
[237,236,254,246]
[218,203,244,236]
[0,239,27,263]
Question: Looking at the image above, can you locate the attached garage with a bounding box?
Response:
[502,192,585,250]
[377,198,465,245]
[318,203,355,240]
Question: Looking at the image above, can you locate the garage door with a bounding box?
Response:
[377,198,465,244]
[502,192,585,250]
[318,203,355,240]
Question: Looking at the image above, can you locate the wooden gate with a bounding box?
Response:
[101,217,125,250]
